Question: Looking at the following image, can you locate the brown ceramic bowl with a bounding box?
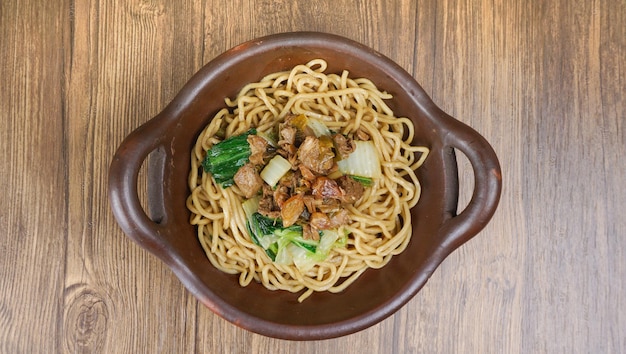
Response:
[109,32,501,340]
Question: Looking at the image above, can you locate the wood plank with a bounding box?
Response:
[1,0,625,352]
[63,0,204,352]
[0,0,69,352]
[416,1,531,352]
[518,1,625,352]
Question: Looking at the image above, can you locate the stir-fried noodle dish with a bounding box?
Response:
[186,59,429,302]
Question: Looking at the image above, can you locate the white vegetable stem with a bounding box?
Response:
[260,155,292,187]
[336,140,382,178]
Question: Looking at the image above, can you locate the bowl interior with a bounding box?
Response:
[147,33,456,338]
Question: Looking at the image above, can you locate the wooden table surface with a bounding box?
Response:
[1,0,624,352]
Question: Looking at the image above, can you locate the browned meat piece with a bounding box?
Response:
[278,124,297,146]
[309,212,332,230]
[261,184,274,197]
[290,169,312,196]
[278,170,294,188]
[312,176,344,200]
[233,163,263,199]
[317,198,342,214]
[247,135,269,165]
[280,194,304,227]
[284,114,316,137]
[248,135,268,153]
[332,133,356,159]
[302,195,317,214]
[298,136,335,174]
[258,185,280,218]
[258,204,280,219]
[277,144,299,168]
[302,224,320,241]
[329,208,351,228]
[355,127,371,141]
[275,116,301,167]
[299,165,317,181]
[273,185,290,209]
[298,178,312,191]
[249,153,264,166]
[337,175,365,203]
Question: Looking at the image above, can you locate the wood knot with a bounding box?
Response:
[127,0,166,19]
[64,289,109,353]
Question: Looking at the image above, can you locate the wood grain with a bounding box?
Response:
[1,0,624,352]
[0,0,69,352]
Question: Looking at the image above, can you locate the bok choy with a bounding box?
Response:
[202,129,256,187]
[336,140,381,179]
[260,155,291,187]
[245,209,345,271]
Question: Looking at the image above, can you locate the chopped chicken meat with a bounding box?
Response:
[332,133,356,159]
[337,176,364,203]
[311,176,343,200]
[297,136,335,175]
[233,163,263,198]
[280,194,304,227]
[247,135,269,165]
[230,115,375,237]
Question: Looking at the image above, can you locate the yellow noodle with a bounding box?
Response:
[187,59,429,302]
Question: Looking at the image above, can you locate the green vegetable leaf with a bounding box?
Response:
[349,175,373,187]
[245,213,348,267]
[202,129,256,187]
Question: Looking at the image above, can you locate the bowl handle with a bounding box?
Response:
[438,117,502,251]
[108,116,171,257]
